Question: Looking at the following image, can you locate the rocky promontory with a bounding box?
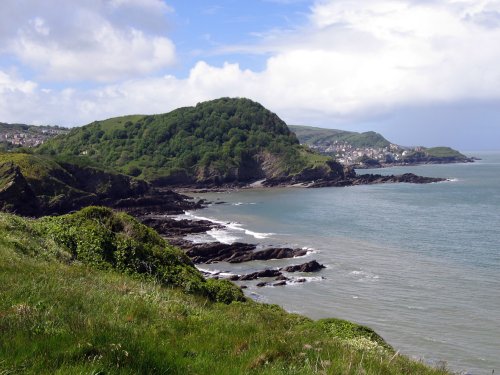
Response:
[306,172,446,188]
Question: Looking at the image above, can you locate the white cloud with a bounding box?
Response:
[214,0,500,120]
[0,0,175,82]
[0,71,37,95]
[2,0,500,127]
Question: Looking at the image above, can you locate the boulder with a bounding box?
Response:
[281,260,325,273]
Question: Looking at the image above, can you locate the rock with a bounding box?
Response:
[183,242,257,264]
[167,238,308,265]
[228,247,308,263]
[273,281,287,286]
[281,260,325,273]
[307,173,445,188]
[141,217,221,237]
[0,162,40,216]
[256,282,268,287]
[296,278,307,283]
[275,275,289,281]
[116,188,204,216]
[236,269,282,281]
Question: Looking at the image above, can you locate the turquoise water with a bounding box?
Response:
[181,152,500,374]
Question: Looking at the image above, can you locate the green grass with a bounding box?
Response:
[0,210,452,374]
[289,125,391,149]
[0,152,69,182]
[90,114,146,133]
[424,147,467,159]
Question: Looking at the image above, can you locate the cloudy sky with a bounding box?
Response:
[1,0,499,150]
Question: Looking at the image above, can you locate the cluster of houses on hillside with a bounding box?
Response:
[0,126,68,148]
[309,140,424,165]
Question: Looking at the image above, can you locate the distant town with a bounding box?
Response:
[308,141,424,165]
[0,123,69,148]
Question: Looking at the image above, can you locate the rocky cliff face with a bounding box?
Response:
[263,158,352,186]
[0,155,152,217]
[0,162,40,216]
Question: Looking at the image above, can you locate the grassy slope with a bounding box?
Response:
[0,153,87,209]
[0,209,451,374]
[0,152,151,216]
[423,147,467,159]
[289,125,391,149]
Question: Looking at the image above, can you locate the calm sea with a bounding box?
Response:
[178,152,500,374]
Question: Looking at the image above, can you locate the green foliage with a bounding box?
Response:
[205,278,248,304]
[38,98,333,183]
[423,147,467,159]
[0,211,451,374]
[400,147,468,163]
[317,318,391,350]
[32,206,244,303]
[289,125,391,149]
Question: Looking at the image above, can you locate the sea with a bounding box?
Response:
[175,152,500,374]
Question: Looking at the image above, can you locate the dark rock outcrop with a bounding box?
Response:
[164,237,308,264]
[281,260,325,273]
[0,162,40,216]
[229,247,308,263]
[114,189,203,216]
[182,242,257,264]
[141,217,219,236]
[230,269,282,281]
[0,156,200,217]
[307,173,445,188]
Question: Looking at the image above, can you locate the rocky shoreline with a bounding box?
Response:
[131,208,324,287]
[114,171,448,287]
[354,157,478,170]
[1,156,448,286]
[246,172,446,188]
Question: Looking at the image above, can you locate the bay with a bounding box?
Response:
[180,152,500,374]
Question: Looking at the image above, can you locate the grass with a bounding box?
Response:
[289,125,391,149]
[90,114,146,134]
[424,147,466,159]
[0,152,69,182]
[0,209,453,374]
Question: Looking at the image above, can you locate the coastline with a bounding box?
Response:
[127,193,326,287]
[156,156,500,375]
[121,167,449,286]
[354,157,477,170]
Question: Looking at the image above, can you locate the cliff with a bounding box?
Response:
[0,153,148,216]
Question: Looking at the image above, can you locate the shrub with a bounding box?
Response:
[35,206,242,303]
[205,278,246,304]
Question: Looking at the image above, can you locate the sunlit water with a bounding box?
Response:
[176,152,500,374]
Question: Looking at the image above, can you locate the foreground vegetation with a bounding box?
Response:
[0,208,452,374]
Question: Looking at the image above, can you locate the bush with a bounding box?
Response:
[205,278,246,304]
[35,206,242,303]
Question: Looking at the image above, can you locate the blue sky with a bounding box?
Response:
[0,0,499,150]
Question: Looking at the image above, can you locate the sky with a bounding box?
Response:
[0,0,499,150]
